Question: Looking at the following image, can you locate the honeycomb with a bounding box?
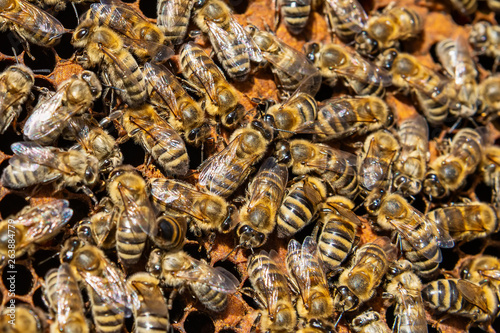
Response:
[0,0,499,332]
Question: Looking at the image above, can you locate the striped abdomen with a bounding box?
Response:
[402,239,440,279]
[1,157,53,189]
[280,0,312,35]
[116,211,148,266]
[192,282,228,312]
[210,31,251,81]
[180,43,226,93]
[89,290,125,333]
[317,214,357,271]
[157,0,194,45]
[106,51,147,107]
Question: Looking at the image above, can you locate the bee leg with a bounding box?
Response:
[273,0,280,31]
[79,185,98,206]
[250,312,262,333]
[167,287,181,310]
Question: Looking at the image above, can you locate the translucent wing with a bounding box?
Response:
[358,137,389,190]
[143,62,182,120]
[90,2,141,38]
[456,279,490,314]
[479,268,500,281]
[116,179,155,237]
[10,142,68,173]
[453,36,475,87]
[336,49,392,86]
[157,0,194,32]
[325,0,368,33]
[55,264,83,329]
[99,45,143,90]
[350,236,397,273]
[396,285,428,333]
[403,73,451,107]
[229,18,263,63]
[257,250,287,318]
[304,144,357,175]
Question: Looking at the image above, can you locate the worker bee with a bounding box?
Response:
[120,104,189,176]
[143,61,210,147]
[305,42,392,97]
[126,272,171,333]
[194,0,262,81]
[71,19,147,108]
[237,156,288,249]
[477,75,500,119]
[1,142,100,197]
[469,21,500,72]
[275,0,312,35]
[157,0,195,45]
[351,310,390,333]
[23,71,102,145]
[197,118,272,197]
[61,238,130,333]
[461,255,500,289]
[316,195,360,272]
[334,237,397,312]
[277,175,326,238]
[286,236,334,323]
[247,25,321,96]
[423,128,483,199]
[107,165,156,266]
[0,199,72,260]
[322,0,368,41]
[358,130,400,194]
[0,64,34,134]
[180,42,244,128]
[377,49,457,125]
[151,213,187,252]
[247,250,297,332]
[149,177,237,235]
[43,263,89,333]
[422,279,499,328]
[481,144,500,205]
[77,197,116,250]
[355,6,423,57]
[147,249,239,312]
[393,114,429,196]
[0,304,45,333]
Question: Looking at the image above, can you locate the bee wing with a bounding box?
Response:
[456,279,490,314]
[304,145,357,176]
[143,62,182,119]
[228,17,263,63]
[479,269,500,281]
[396,287,428,333]
[335,50,392,86]
[116,180,155,237]
[403,74,451,107]
[258,250,288,317]
[99,45,143,90]
[10,141,71,174]
[157,0,194,31]
[325,0,368,32]
[453,35,475,87]
[90,2,141,38]
[55,263,83,328]
[247,157,288,213]
[327,204,362,226]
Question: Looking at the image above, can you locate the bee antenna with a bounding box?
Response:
[221,244,241,262]
[72,2,80,25]
[32,69,52,74]
[38,251,60,266]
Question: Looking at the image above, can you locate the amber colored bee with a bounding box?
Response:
[157,0,196,45]
[77,197,116,250]
[0,304,45,333]
[461,255,500,290]
[481,144,500,205]
[469,22,500,72]
[322,0,368,41]
[351,310,390,333]
[275,0,312,35]
[477,76,500,119]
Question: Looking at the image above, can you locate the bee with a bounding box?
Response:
[1,142,100,197]
[120,104,189,176]
[0,199,72,260]
[71,19,147,108]
[305,42,392,97]
[469,21,500,71]
[447,0,477,15]
[147,249,239,312]
[423,128,483,199]
[461,255,500,289]
[180,42,244,128]
[237,156,288,249]
[247,250,297,332]
[60,238,130,333]
[149,177,237,235]
[43,263,89,333]
[23,70,102,145]
[0,304,45,333]
[77,197,116,250]
[393,114,429,196]
[436,36,478,117]
[358,130,400,194]
[107,165,156,266]
[384,260,428,333]
[247,25,321,96]
[322,0,368,41]
[477,76,500,119]
[316,195,360,272]
[286,236,334,323]
[194,0,262,81]
[334,237,397,312]
[157,0,195,45]
[276,175,327,238]
[276,139,358,198]
[151,213,187,252]
[481,144,500,205]
[197,119,272,198]
[275,0,312,35]
[422,279,499,328]
[351,310,390,333]
[126,272,171,333]
[143,61,210,147]
[355,6,423,57]
[377,49,455,125]
[0,64,34,134]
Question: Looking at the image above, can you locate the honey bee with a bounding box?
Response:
[0,199,72,260]
[423,128,483,199]
[71,19,147,108]
[477,75,500,119]
[305,42,392,97]
[427,202,498,243]
[276,139,358,198]
[107,165,156,266]
[469,21,500,71]
[23,71,102,145]
[77,197,116,250]
[247,25,321,96]
[61,238,130,333]
[149,177,237,235]
[180,42,244,128]
[355,6,423,57]
[358,130,400,193]
[247,250,297,332]
[194,0,262,81]
[447,0,477,15]
[393,114,429,196]
[322,0,368,41]
[151,213,187,252]
[275,0,312,35]
[461,255,500,289]
[0,65,34,134]
[44,263,89,333]
[157,0,195,45]
[0,304,45,333]
[316,195,360,272]
[481,144,500,205]
[237,156,288,249]
[422,278,499,328]
[351,310,391,333]
[143,61,210,147]
[126,272,170,333]
[286,236,334,324]
[1,142,100,197]
[334,237,397,312]
[377,49,458,125]
[197,119,272,198]
[147,249,239,312]
[277,175,326,238]
[120,104,189,176]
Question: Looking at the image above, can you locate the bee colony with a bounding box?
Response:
[1,0,500,332]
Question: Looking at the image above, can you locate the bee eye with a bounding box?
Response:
[75,28,89,40]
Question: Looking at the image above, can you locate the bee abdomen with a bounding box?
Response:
[116,216,147,265]
[318,219,356,269]
[136,315,170,333]
[193,283,228,312]
[90,293,125,333]
[1,160,50,189]
[214,41,251,81]
[281,0,311,34]
[277,189,316,237]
